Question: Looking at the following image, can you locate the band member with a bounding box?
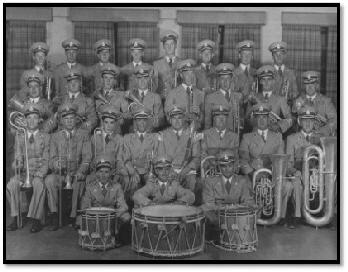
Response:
[86,39,113,95]
[200,150,254,243]
[132,155,195,207]
[53,38,87,97]
[10,70,55,133]
[127,64,164,131]
[232,40,257,98]
[201,104,240,170]
[122,106,160,200]
[81,154,131,247]
[6,103,50,233]
[94,63,129,135]
[18,42,54,101]
[204,63,243,131]
[195,39,217,94]
[153,30,181,101]
[44,103,92,231]
[246,65,293,134]
[165,59,205,130]
[86,105,124,186]
[52,67,98,133]
[268,41,299,100]
[283,106,319,229]
[293,71,337,136]
[158,105,200,191]
[239,103,285,180]
[120,38,151,91]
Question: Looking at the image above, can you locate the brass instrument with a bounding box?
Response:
[201,155,220,180]
[125,90,146,112]
[63,130,73,190]
[252,154,291,225]
[269,111,281,124]
[302,137,337,228]
[8,94,25,112]
[283,79,289,99]
[46,76,52,101]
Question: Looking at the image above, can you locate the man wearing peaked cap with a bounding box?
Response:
[153,30,181,101]
[120,38,152,92]
[268,41,299,100]
[132,154,195,207]
[200,148,254,243]
[86,39,115,95]
[232,40,257,98]
[53,38,87,97]
[165,59,205,130]
[205,63,243,132]
[195,39,217,94]
[292,71,337,136]
[81,154,130,247]
[18,42,54,101]
[6,102,51,233]
[245,65,293,134]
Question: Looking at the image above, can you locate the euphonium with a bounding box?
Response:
[302,137,337,227]
[125,90,146,112]
[253,154,290,225]
[201,155,219,179]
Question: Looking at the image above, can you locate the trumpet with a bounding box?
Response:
[9,111,32,190]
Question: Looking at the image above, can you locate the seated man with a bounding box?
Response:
[200,150,255,243]
[132,155,195,207]
[80,154,131,247]
[6,103,50,233]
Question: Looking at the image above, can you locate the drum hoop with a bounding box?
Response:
[81,213,117,219]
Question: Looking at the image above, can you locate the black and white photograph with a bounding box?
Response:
[3,3,340,264]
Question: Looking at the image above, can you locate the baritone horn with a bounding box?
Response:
[302,137,337,227]
[252,154,291,225]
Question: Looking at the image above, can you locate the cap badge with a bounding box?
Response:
[306,110,310,114]
[224,154,228,160]
[29,106,34,111]
[139,69,144,73]
[220,106,223,111]
[204,43,208,47]
[102,42,105,47]
[101,159,105,163]
[134,42,138,47]
[247,42,250,47]
[187,63,191,67]
[307,74,311,79]
[276,44,280,49]
[66,106,70,111]
[70,42,73,47]
[260,106,264,111]
[38,46,42,50]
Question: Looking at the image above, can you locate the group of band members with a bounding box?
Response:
[7,29,337,247]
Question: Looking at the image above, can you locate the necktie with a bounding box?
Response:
[70,95,75,103]
[160,183,166,195]
[278,67,283,77]
[225,179,231,194]
[309,97,314,106]
[186,87,191,112]
[139,133,144,142]
[29,133,34,144]
[105,134,111,145]
[140,91,145,103]
[206,64,210,74]
[135,63,139,67]
[31,99,35,104]
[105,91,110,100]
[264,93,269,100]
[225,91,230,102]
[219,131,223,140]
[169,58,172,68]
[306,135,310,143]
[67,131,73,140]
[102,184,107,197]
[176,131,180,141]
[244,68,249,77]
[39,68,44,75]
[262,131,266,143]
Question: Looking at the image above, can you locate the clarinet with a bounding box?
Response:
[46,76,52,101]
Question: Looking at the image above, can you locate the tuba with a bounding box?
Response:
[253,154,291,225]
[8,94,25,112]
[302,137,337,227]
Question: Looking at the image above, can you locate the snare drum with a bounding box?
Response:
[132,204,205,258]
[217,204,258,253]
[78,207,117,251]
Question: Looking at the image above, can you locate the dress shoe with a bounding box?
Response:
[326,215,337,230]
[48,213,59,231]
[30,219,43,233]
[7,217,18,231]
[74,224,80,231]
[288,217,300,229]
[278,218,288,228]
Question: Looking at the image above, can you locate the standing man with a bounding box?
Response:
[204,63,243,132]
[86,39,113,96]
[158,105,200,191]
[6,103,50,233]
[195,39,217,94]
[53,38,87,98]
[153,30,181,102]
[293,71,337,136]
[246,65,293,134]
[165,59,205,131]
[44,103,92,231]
[268,42,299,101]
[18,42,54,101]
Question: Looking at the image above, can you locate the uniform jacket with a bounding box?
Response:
[194,63,216,94]
[120,62,153,91]
[273,66,299,99]
[81,181,128,214]
[293,93,337,136]
[165,84,205,129]
[286,131,313,170]
[204,89,243,130]
[132,178,195,206]
[153,56,181,99]
[232,64,258,97]
[157,128,200,171]
[95,88,128,114]
[13,130,50,176]
[239,130,285,174]
[49,128,92,175]
[86,62,116,96]
[123,132,159,175]
[52,62,87,97]
[201,174,255,212]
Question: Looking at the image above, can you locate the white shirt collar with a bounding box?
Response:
[138,89,148,96]
[34,65,44,72]
[306,93,317,100]
[67,62,76,69]
[28,129,39,137]
[166,56,176,62]
[274,64,285,71]
[29,97,40,103]
[182,83,193,90]
[263,90,272,97]
[201,63,211,69]
[219,89,231,96]
[99,182,109,189]
[222,175,233,184]
[158,180,167,187]
[301,130,312,138]
[137,131,146,138]
[69,92,80,99]
[133,61,142,67]
[216,128,226,137]
[240,63,250,70]
[173,128,183,136]
[258,129,268,138]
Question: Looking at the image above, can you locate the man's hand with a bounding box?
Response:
[28,158,43,169]
[178,167,191,182]
[75,173,86,182]
[130,174,140,186]
[286,167,297,177]
[53,160,64,171]
[119,168,128,176]
[128,166,138,176]
[269,122,282,133]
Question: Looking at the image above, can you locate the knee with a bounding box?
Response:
[44,175,57,187]
[7,176,20,190]
[284,182,294,194]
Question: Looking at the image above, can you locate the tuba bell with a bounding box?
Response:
[253,154,291,225]
[302,137,337,227]
[8,94,25,112]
